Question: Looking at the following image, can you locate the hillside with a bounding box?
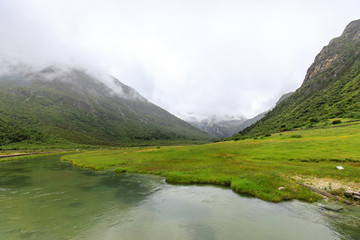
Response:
[235,111,267,133]
[0,65,211,146]
[239,19,360,136]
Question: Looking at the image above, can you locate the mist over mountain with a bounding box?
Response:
[181,90,294,138]
[232,92,295,134]
[0,64,211,146]
[181,114,247,138]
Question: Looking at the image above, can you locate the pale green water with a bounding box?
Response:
[0,156,359,240]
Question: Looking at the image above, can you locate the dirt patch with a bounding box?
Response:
[292,175,360,191]
[135,149,159,153]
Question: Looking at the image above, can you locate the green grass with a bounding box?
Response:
[61,122,360,203]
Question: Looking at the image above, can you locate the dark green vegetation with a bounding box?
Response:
[0,66,211,147]
[62,122,360,203]
[237,19,360,137]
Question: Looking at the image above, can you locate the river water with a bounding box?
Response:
[0,155,359,240]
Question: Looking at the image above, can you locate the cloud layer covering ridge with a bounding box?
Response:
[0,0,359,119]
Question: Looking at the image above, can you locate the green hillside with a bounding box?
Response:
[0,66,211,147]
[238,19,360,137]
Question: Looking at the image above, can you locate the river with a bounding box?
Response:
[0,155,359,239]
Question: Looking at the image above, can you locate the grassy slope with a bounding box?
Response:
[0,72,211,147]
[61,121,360,203]
[238,21,360,137]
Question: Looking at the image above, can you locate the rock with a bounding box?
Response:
[317,203,344,212]
[278,187,286,190]
[335,166,344,170]
[344,190,360,200]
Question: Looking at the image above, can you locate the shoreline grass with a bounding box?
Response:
[0,151,79,163]
[61,123,360,203]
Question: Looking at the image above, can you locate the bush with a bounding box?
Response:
[332,120,342,125]
[308,117,319,123]
[264,134,271,137]
[290,135,302,138]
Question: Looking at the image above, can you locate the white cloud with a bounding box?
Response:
[0,0,359,118]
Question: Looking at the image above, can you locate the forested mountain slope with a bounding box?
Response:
[0,66,211,146]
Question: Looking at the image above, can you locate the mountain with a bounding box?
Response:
[0,65,211,146]
[275,92,294,106]
[184,115,247,138]
[183,91,294,138]
[234,92,294,134]
[238,19,360,136]
[235,111,267,133]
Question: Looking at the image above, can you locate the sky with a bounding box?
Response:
[0,0,359,120]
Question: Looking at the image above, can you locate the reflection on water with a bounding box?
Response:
[0,156,359,240]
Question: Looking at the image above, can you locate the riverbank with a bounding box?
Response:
[0,152,46,159]
[61,123,360,203]
[0,151,74,162]
[2,155,358,240]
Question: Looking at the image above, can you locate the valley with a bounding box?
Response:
[1,7,360,239]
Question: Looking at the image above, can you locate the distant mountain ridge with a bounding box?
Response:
[275,92,294,106]
[0,65,211,146]
[183,91,294,138]
[185,115,247,138]
[238,19,360,136]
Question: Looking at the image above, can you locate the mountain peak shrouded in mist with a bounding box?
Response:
[180,91,295,138]
[178,113,247,138]
[1,1,359,119]
[0,61,141,99]
[0,63,211,146]
[179,113,246,124]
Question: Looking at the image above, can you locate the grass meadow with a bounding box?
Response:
[61,122,360,203]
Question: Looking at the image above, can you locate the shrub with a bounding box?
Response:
[290,135,302,138]
[308,117,319,123]
[332,120,342,125]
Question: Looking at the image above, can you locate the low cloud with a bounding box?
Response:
[1,0,359,119]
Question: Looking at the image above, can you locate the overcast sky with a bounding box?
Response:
[0,0,359,119]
